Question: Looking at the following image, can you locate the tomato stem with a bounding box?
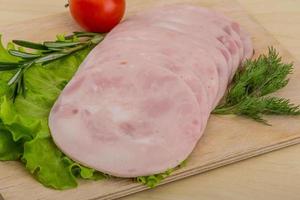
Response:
[65,0,69,8]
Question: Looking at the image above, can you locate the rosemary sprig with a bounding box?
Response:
[213,47,300,124]
[0,32,104,101]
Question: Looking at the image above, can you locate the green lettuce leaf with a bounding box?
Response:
[23,137,78,189]
[0,35,24,161]
[0,121,22,160]
[0,35,18,62]
[0,36,105,189]
[136,160,187,188]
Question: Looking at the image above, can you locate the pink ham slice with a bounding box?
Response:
[135,4,253,79]
[49,64,203,177]
[49,4,253,177]
[81,26,219,110]
[82,54,211,128]
[131,4,242,72]
[83,25,226,109]
[118,5,242,107]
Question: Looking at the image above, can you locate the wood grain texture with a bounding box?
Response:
[123,144,300,200]
[0,0,300,200]
[0,0,65,26]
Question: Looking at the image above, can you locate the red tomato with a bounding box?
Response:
[69,0,126,33]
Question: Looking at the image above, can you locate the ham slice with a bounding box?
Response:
[82,27,219,110]
[49,65,203,177]
[84,25,227,109]
[131,4,243,75]
[118,4,245,107]
[133,4,253,80]
[49,4,253,177]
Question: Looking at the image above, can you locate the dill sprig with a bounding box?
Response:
[0,32,104,101]
[213,47,300,124]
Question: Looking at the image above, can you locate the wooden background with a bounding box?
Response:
[0,0,300,199]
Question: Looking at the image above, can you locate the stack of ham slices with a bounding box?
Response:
[49,4,253,177]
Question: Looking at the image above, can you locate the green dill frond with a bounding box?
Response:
[214,47,299,124]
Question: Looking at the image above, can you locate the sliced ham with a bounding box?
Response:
[88,58,210,125]
[84,25,227,109]
[135,4,252,78]
[82,27,219,110]
[49,64,203,177]
[131,4,243,72]
[119,5,244,106]
[49,4,253,177]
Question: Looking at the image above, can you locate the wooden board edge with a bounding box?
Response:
[95,136,300,200]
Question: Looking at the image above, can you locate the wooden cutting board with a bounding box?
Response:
[0,0,300,199]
